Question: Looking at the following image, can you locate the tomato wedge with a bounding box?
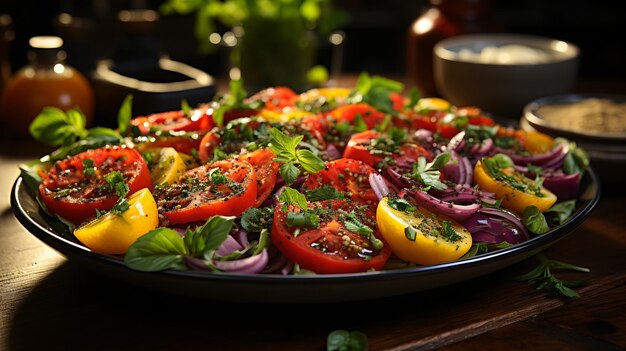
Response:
[154,158,258,225]
[239,148,280,207]
[327,103,386,130]
[343,130,433,169]
[249,86,298,111]
[39,146,153,224]
[271,200,392,274]
[302,158,380,212]
[130,108,213,135]
[135,133,204,155]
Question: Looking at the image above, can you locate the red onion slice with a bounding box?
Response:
[412,189,480,221]
[494,143,565,166]
[477,207,530,241]
[369,173,391,200]
[214,249,269,274]
[216,234,244,257]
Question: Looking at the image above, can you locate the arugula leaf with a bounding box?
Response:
[117,94,133,135]
[410,152,450,190]
[124,228,188,272]
[268,128,325,184]
[514,253,590,298]
[241,207,274,232]
[327,330,368,351]
[278,187,308,210]
[29,107,89,146]
[522,205,550,235]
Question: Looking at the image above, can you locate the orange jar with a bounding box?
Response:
[1,36,94,137]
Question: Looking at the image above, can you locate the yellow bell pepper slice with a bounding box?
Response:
[376,197,472,265]
[474,158,557,214]
[74,188,159,254]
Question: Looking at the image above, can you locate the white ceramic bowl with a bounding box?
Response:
[433,33,580,119]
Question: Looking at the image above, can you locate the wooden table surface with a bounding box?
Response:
[1,91,625,350]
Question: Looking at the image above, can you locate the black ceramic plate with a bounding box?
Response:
[11,170,600,304]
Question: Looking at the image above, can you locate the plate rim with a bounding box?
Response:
[10,168,601,288]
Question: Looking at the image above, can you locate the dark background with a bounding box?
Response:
[1,0,625,89]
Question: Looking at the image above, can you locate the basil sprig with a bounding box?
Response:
[124,216,236,271]
[268,128,325,184]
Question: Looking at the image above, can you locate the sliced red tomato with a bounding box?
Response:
[271,199,392,274]
[456,106,496,127]
[249,86,298,111]
[301,158,380,212]
[406,110,445,132]
[328,103,387,130]
[300,114,328,148]
[130,108,213,135]
[154,158,257,225]
[437,124,461,139]
[38,146,153,224]
[198,132,222,163]
[390,92,406,112]
[239,148,280,207]
[135,134,203,155]
[343,130,433,169]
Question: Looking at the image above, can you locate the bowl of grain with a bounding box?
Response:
[521,93,626,184]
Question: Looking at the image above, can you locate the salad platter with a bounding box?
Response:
[11,74,600,303]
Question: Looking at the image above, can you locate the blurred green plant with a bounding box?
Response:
[161,0,348,55]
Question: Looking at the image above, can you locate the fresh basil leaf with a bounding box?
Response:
[327,330,368,351]
[45,135,124,162]
[117,94,133,135]
[405,87,421,110]
[278,187,308,209]
[305,186,345,202]
[279,162,300,185]
[241,207,274,232]
[349,72,404,114]
[428,152,451,170]
[29,107,87,146]
[197,215,236,252]
[86,127,121,138]
[124,228,188,272]
[296,149,326,174]
[544,200,576,226]
[523,205,550,234]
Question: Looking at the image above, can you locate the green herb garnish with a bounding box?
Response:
[268,128,325,184]
[514,253,590,298]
